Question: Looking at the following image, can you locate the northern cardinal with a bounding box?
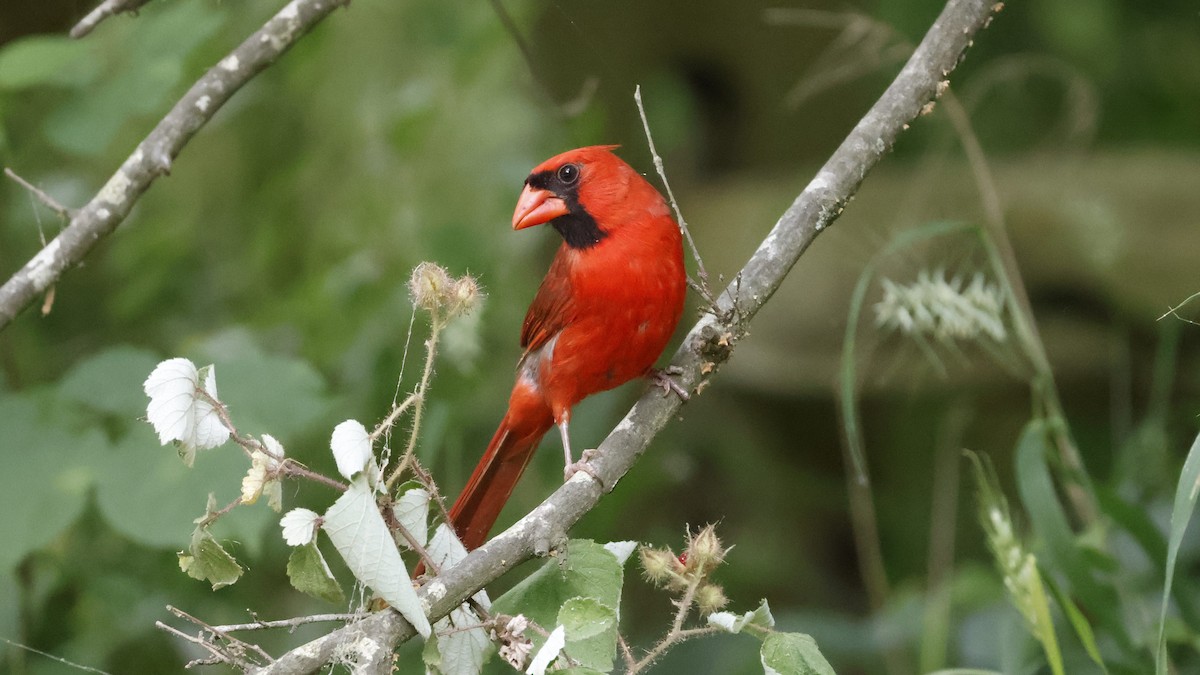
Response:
[445,145,687,552]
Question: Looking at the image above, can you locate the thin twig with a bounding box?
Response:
[386,310,443,490]
[212,613,364,634]
[279,460,348,493]
[370,392,420,444]
[195,385,348,493]
[0,0,351,331]
[633,86,714,305]
[195,496,244,529]
[155,622,248,670]
[0,637,113,675]
[169,605,275,665]
[70,0,152,38]
[381,499,441,576]
[1159,291,1200,326]
[629,570,707,674]
[4,168,75,220]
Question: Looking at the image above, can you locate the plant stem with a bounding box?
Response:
[386,309,443,490]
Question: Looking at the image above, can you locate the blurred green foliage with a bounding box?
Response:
[0,0,1198,673]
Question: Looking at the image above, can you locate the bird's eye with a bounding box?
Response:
[556,163,580,185]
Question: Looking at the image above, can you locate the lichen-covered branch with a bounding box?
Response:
[254,0,1001,672]
[0,0,350,331]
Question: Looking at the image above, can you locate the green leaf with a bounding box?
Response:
[1013,420,1122,637]
[0,35,94,90]
[760,632,836,675]
[1156,431,1200,675]
[287,542,344,604]
[492,539,624,630]
[193,338,333,439]
[59,345,161,418]
[93,431,273,554]
[323,475,431,638]
[558,597,618,671]
[708,598,775,635]
[179,528,243,589]
[1043,574,1108,673]
[0,393,101,574]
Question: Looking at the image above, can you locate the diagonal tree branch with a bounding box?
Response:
[251,0,1002,672]
[70,0,154,39]
[0,0,350,331]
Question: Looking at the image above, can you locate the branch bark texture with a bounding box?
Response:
[0,0,349,331]
[256,0,1001,672]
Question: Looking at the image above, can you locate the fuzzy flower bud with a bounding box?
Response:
[685,524,727,575]
[408,262,484,321]
[408,262,454,314]
[695,583,729,614]
[450,275,482,317]
[639,546,681,587]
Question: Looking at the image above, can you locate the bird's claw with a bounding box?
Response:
[649,366,690,401]
[564,449,603,488]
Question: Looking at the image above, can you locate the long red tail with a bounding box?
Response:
[447,395,553,551]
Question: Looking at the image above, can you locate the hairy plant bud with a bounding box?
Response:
[684,524,727,574]
[408,262,454,314]
[695,583,729,614]
[450,275,482,317]
[638,546,679,587]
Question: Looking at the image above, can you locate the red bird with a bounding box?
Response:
[446,145,687,551]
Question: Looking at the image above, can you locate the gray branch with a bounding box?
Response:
[70,0,154,39]
[0,0,350,331]
[252,0,1001,672]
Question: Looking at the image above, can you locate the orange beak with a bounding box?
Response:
[512,184,569,230]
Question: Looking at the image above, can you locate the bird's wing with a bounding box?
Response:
[520,249,575,355]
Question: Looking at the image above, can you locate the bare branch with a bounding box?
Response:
[4,168,75,220]
[211,613,365,634]
[252,0,1000,672]
[169,605,276,666]
[70,0,153,39]
[0,0,350,332]
[634,86,714,303]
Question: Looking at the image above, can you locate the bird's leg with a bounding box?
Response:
[559,419,602,487]
[648,366,690,401]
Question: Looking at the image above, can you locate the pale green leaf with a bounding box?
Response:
[430,605,491,675]
[395,485,430,549]
[602,540,638,565]
[323,475,431,638]
[709,599,775,635]
[527,625,565,675]
[1156,431,1200,675]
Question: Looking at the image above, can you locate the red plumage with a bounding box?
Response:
[446,146,687,552]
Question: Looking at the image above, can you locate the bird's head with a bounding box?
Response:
[512,145,639,250]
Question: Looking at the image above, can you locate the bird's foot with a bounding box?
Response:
[564,449,603,488]
[649,366,690,401]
